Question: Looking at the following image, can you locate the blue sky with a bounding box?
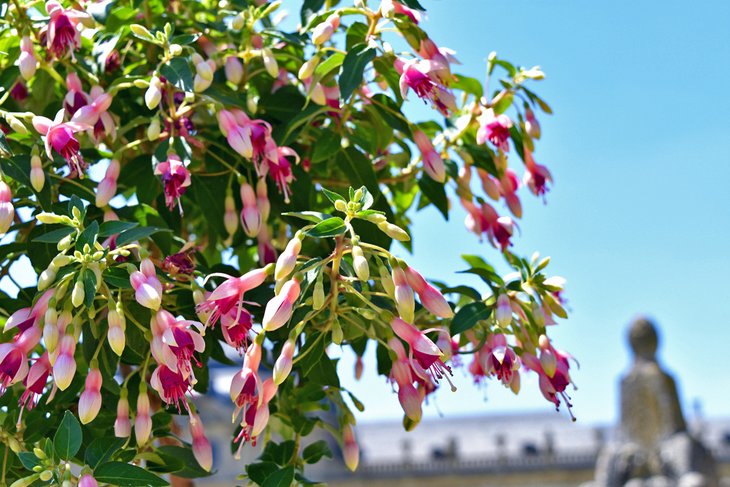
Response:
[337,0,730,425]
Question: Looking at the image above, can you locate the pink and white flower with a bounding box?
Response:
[32,109,90,178]
[476,109,512,152]
[154,154,191,212]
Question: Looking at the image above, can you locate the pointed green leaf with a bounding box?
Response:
[54,411,82,460]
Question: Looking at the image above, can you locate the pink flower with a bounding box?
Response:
[273,340,295,385]
[4,290,52,334]
[150,364,193,412]
[477,168,501,201]
[43,1,85,58]
[342,425,359,471]
[268,147,298,203]
[262,278,300,331]
[18,353,51,414]
[230,343,262,419]
[32,109,90,177]
[53,334,77,390]
[256,179,271,222]
[160,317,205,374]
[257,225,277,265]
[391,318,452,385]
[381,0,421,23]
[312,14,340,45]
[404,266,453,318]
[392,267,415,323]
[234,378,276,451]
[135,389,152,445]
[64,73,88,116]
[525,107,541,139]
[0,181,13,235]
[418,39,458,84]
[462,200,515,250]
[114,395,131,437]
[78,368,102,424]
[154,154,191,212]
[388,338,422,422]
[395,58,456,116]
[274,234,302,281]
[240,182,262,237]
[95,159,119,207]
[189,412,213,471]
[477,109,512,152]
[72,86,115,143]
[162,248,196,276]
[480,334,518,386]
[500,168,522,218]
[413,130,445,183]
[220,306,253,351]
[79,474,99,487]
[106,309,126,355]
[130,259,163,310]
[523,147,552,198]
[197,267,268,328]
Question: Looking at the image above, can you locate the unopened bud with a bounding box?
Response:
[352,245,369,281]
[6,115,28,135]
[334,200,347,212]
[147,117,161,141]
[312,279,325,310]
[145,76,162,110]
[377,221,410,241]
[30,155,45,192]
[298,57,319,80]
[273,339,295,385]
[232,13,245,30]
[331,318,343,345]
[262,48,278,78]
[71,280,85,308]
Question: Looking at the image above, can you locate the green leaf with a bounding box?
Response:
[339,43,376,101]
[85,437,126,469]
[450,301,491,335]
[302,440,333,464]
[98,221,138,237]
[321,187,345,205]
[17,452,41,470]
[300,0,325,24]
[370,94,411,135]
[116,226,171,247]
[306,217,346,238]
[54,411,82,460]
[94,462,169,486]
[82,268,97,308]
[400,0,425,10]
[418,176,449,220]
[262,466,295,487]
[281,211,329,223]
[0,132,13,158]
[345,22,369,51]
[159,57,193,92]
[31,226,75,243]
[76,220,99,250]
[170,33,201,45]
[314,53,345,78]
[103,267,133,289]
[452,74,484,98]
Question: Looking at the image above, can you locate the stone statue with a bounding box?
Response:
[587,317,718,487]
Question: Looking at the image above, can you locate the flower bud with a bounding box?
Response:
[334,199,347,212]
[78,474,99,487]
[30,155,45,192]
[71,280,85,308]
[135,391,152,445]
[256,178,271,222]
[495,294,512,328]
[312,14,340,45]
[262,278,300,331]
[275,235,302,280]
[392,267,414,323]
[225,56,243,85]
[96,159,120,207]
[0,181,15,235]
[310,82,326,105]
[189,413,213,472]
[232,12,245,30]
[343,425,359,471]
[43,317,59,353]
[19,36,38,80]
[114,395,131,437]
[354,356,364,380]
[331,318,343,345]
[262,48,278,78]
[145,76,163,110]
[224,194,238,237]
[352,245,369,281]
[37,267,57,291]
[147,117,161,141]
[53,335,77,390]
[312,278,325,310]
[194,73,211,93]
[107,309,126,356]
[240,183,261,237]
[6,115,28,135]
[273,339,295,385]
[377,221,410,241]
[379,265,395,297]
[298,57,319,80]
[78,368,103,424]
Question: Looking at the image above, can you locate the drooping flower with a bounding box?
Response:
[130,259,163,310]
[160,317,205,374]
[418,38,459,84]
[500,168,522,218]
[388,338,422,422]
[95,159,119,207]
[234,378,276,451]
[391,318,452,385]
[72,86,116,142]
[413,130,445,183]
[240,182,262,238]
[135,389,152,445]
[395,58,456,116]
[114,395,131,437]
[380,0,421,23]
[0,181,13,235]
[154,154,191,212]
[262,278,300,331]
[404,266,453,318]
[43,1,86,59]
[18,353,52,415]
[268,147,298,203]
[476,109,512,152]
[18,36,38,81]
[78,368,103,424]
[523,146,552,198]
[189,412,213,472]
[462,200,515,250]
[220,306,253,351]
[32,109,90,178]
[197,267,268,328]
[150,364,194,412]
[230,343,262,421]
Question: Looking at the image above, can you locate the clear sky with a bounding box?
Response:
[336,0,730,426]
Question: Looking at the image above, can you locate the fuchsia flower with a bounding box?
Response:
[114,395,131,437]
[269,147,298,203]
[388,338,422,422]
[462,200,515,250]
[53,334,76,390]
[230,343,262,421]
[4,290,53,335]
[413,130,445,183]
[381,0,421,23]
[218,109,277,170]
[18,353,51,415]
[64,73,87,116]
[135,390,152,445]
[479,333,519,387]
[522,335,576,419]
[160,315,205,374]
[72,86,116,142]
[197,267,268,328]
[95,159,119,207]
[273,339,295,385]
[150,364,194,412]
[220,306,253,351]
[523,146,552,198]
[404,266,453,318]
[234,377,276,451]
[262,278,300,331]
[18,36,37,81]
[0,325,42,398]
[391,318,453,385]
[525,107,541,139]
[130,259,163,310]
[78,368,102,424]
[43,1,87,59]
[33,109,90,178]
[240,182,262,237]
[154,154,191,212]
[395,58,456,116]
[189,412,213,472]
[477,109,512,152]
[257,225,277,265]
[79,474,98,487]
[418,39,459,84]
[162,248,196,276]
[500,168,522,218]
[0,181,13,235]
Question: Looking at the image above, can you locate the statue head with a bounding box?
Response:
[628,316,659,362]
